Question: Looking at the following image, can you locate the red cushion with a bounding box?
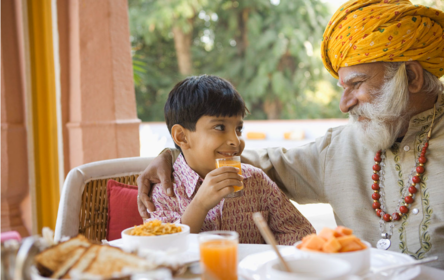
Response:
[106,179,143,241]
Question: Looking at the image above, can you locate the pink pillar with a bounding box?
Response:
[57,0,71,176]
[1,0,30,237]
[64,0,140,168]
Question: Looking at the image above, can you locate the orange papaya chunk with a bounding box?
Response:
[302,235,326,251]
[336,235,358,247]
[322,237,341,253]
[300,234,316,245]
[355,238,368,250]
[339,241,362,252]
[318,228,337,241]
[335,226,353,236]
[302,234,315,242]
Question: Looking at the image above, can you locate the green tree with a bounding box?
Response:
[129,0,344,121]
[412,0,442,10]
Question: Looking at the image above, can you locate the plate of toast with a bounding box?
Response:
[32,234,185,279]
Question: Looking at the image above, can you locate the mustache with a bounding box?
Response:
[348,103,377,121]
[348,101,405,123]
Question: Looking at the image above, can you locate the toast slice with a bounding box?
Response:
[50,246,86,279]
[35,235,91,275]
[80,245,154,278]
[60,245,100,279]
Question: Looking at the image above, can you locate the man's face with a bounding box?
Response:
[338,62,386,114]
[182,115,245,178]
[338,62,411,152]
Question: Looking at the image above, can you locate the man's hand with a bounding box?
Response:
[137,150,174,219]
[193,166,243,211]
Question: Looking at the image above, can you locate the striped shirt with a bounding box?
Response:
[149,154,315,245]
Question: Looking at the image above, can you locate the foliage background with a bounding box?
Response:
[128,0,443,122]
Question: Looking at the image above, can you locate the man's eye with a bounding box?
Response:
[353,81,363,88]
[214,125,225,131]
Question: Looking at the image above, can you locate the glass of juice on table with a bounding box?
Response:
[199,231,239,280]
[215,156,243,198]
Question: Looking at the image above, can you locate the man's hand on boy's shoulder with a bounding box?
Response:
[137,150,175,219]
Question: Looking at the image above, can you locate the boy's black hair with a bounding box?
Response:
[164,75,248,151]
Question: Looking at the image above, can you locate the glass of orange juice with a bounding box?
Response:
[199,231,239,280]
[215,156,243,198]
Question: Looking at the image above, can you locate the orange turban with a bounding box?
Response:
[321,0,444,79]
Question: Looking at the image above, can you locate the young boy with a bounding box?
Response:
[149,75,315,245]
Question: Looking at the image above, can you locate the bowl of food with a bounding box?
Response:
[294,226,371,275]
[266,257,352,280]
[121,220,190,252]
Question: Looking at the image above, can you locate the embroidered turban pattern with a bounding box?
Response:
[321,0,444,79]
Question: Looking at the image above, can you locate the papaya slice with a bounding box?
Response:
[297,227,366,253]
[335,226,353,236]
[339,241,362,252]
[336,235,358,247]
[302,235,326,251]
[322,237,341,253]
[318,228,337,241]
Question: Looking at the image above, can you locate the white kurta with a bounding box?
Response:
[240,93,444,268]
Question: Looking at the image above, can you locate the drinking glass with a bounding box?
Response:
[215,156,243,198]
[198,231,239,280]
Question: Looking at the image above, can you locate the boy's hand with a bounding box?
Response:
[193,167,243,211]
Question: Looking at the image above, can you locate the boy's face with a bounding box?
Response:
[182,115,245,178]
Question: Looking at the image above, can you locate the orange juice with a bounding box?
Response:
[216,160,243,192]
[200,239,238,280]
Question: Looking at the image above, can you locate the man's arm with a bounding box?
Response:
[241,129,333,204]
[137,150,175,219]
[137,129,333,218]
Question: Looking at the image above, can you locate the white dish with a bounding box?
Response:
[30,266,173,280]
[238,247,420,280]
[121,224,190,252]
[294,240,371,275]
[110,234,200,264]
[267,257,352,280]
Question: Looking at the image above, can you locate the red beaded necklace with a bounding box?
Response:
[370,105,437,223]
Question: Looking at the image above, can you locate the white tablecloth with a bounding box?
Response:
[110,235,444,279]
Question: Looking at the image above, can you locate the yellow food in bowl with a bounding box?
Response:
[128,220,182,236]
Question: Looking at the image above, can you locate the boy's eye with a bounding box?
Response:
[236,126,243,133]
[214,125,225,131]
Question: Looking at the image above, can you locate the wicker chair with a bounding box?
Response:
[54,157,154,242]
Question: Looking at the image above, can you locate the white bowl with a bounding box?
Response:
[267,257,352,280]
[121,224,190,252]
[294,240,371,275]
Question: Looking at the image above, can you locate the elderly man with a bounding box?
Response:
[137,0,444,267]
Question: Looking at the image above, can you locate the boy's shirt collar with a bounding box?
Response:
[173,153,252,198]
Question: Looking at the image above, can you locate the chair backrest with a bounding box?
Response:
[78,175,139,242]
[55,157,154,242]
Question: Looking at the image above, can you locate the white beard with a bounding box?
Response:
[348,68,411,152]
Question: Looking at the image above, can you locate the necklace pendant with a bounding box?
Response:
[377,238,391,250]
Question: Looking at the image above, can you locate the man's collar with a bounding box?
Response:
[173,154,253,198]
[409,93,444,128]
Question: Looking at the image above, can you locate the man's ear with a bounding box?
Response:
[405,61,424,94]
[171,124,190,150]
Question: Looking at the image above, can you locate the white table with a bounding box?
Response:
[177,244,444,280]
[110,235,444,280]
